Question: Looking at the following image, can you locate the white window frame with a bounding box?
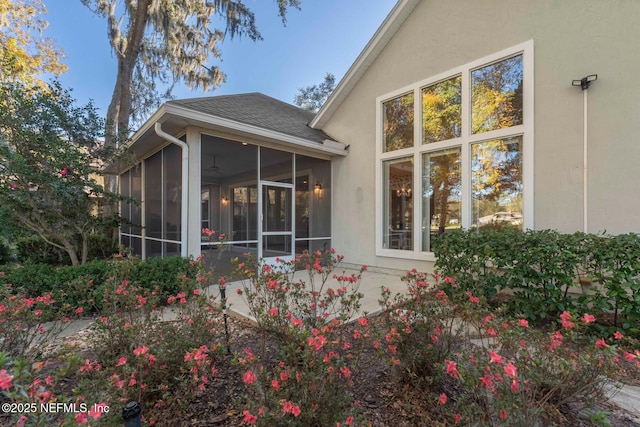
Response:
[376,40,534,261]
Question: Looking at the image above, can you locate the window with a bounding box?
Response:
[422,75,461,144]
[377,41,532,259]
[422,148,461,251]
[383,92,414,152]
[383,157,413,250]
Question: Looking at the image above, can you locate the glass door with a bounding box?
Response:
[260,182,294,264]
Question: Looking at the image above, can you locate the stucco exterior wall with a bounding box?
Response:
[322,0,640,271]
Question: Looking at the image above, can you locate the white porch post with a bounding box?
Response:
[186,128,202,258]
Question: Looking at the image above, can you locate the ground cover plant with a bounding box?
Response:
[0,246,638,426]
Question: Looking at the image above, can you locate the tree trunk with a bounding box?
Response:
[103,0,151,239]
[81,232,89,265]
[60,238,80,266]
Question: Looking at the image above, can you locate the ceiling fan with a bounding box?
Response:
[208,155,222,175]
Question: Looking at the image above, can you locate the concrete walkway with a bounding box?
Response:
[204,267,407,322]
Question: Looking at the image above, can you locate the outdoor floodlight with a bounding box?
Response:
[572,74,598,90]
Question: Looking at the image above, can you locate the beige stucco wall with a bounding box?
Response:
[322,0,640,272]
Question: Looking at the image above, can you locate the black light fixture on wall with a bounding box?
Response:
[572,74,597,90]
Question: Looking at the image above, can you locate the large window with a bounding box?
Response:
[377,42,532,258]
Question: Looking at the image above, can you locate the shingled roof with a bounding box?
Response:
[167,93,329,144]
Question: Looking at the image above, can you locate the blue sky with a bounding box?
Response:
[44,1,397,116]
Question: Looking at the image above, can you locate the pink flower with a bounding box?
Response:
[480,375,494,391]
[60,167,68,176]
[291,405,301,417]
[614,331,624,339]
[75,307,84,314]
[561,319,574,329]
[504,362,518,378]
[345,416,354,425]
[454,414,462,424]
[340,367,351,378]
[282,400,293,413]
[518,319,529,328]
[438,393,447,405]
[243,410,257,424]
[445,360,459,378]
[201,228,215,237]
[510,379,519,392]
[89,403,107,420]
[271,379,279,391]
[489,350,503,364]
[595,338,608,348]
[357,317,369,327]
[75,412,88,424]
[269,307,279,317]
[582,313,596,323]
[116,357,127,367]
[243,370,257,385]
[0,369,13,390]
[133,346,149,357]
[624,352,637,362]
[500,409,508,420]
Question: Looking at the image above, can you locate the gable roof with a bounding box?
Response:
[309,0,420,129]
[167,92,329,144]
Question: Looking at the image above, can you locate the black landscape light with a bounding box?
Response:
[122,401,141,427]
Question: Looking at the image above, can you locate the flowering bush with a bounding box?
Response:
[74,253,227,422]
[0,284,82,361]
[380,270,640,426]
[233,250,370,426]
[0,352,112,426]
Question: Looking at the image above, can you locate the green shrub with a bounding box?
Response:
[0,240,12,264]
[0,261,58,296]
[0,256,200,315]
[129,255,199,299]
[16,237,69,265]
[433,229,640,337]
[86,233,119,261]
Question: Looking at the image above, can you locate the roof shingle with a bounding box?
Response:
[167,93,329,143]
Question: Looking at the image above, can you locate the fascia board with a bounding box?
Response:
[310,0,420,129]
[127,105,169,147]
[164,103,348,157]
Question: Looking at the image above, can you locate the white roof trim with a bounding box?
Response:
[309,0,420,129]
[127,103,348,157]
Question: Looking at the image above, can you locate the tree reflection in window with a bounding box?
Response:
[422,76,462,144]
[472,55,523,134]
[422,148,461,251]
[472,137,523,228]
[383,92,414,152]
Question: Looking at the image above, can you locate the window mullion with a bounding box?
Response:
[413,88,421,253]
[461,66,472,229]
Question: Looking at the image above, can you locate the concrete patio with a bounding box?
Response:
[204,266,410,323]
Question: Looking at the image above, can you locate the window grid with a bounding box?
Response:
[377,41,533,259]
